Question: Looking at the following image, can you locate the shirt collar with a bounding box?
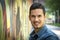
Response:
[36,25,47,37]
[30,25,47,38]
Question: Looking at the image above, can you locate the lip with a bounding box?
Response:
[34,22,39,26]
[35,22,39,24]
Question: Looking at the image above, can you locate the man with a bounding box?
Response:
[29,3,59,40]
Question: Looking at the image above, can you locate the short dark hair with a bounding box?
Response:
[29,3,45,15]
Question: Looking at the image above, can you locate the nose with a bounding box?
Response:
[35,17,39,21]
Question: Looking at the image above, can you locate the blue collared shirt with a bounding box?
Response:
[29,25,59,40]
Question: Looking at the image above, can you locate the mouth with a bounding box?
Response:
[34,22,40,26]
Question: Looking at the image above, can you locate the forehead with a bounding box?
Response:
[30,9,44,15]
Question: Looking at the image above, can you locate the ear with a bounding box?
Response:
[44,14,46,18]
[44,14,46,20]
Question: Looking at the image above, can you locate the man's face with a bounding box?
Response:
[29,9,45,29]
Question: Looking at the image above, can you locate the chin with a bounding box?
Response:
[34,26,39,29]
[35,25,42,28]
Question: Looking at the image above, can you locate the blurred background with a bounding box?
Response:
[0,0,60,40]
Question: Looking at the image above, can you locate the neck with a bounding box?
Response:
[35,29,39,33]
[35,27,42,33]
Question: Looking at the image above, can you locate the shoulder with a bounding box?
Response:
[39,29,59,40]
[42,28,59,40]
[45,35,59,40]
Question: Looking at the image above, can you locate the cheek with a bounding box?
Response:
[30,17,34,21]
[40,18,45,22]
[31,19,34,22]
[30,18,33,23]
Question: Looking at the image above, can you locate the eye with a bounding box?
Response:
[38,15,41,17]
[31,15,35,18]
